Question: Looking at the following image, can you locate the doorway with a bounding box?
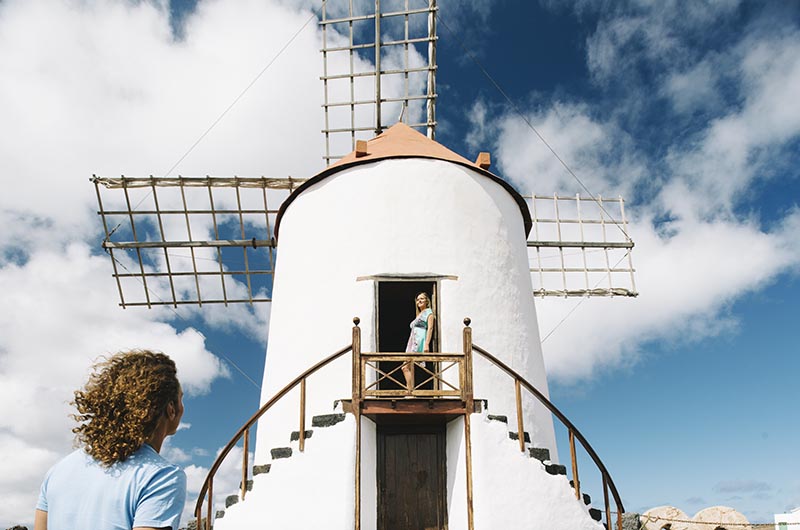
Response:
[377,424,448,530]
[376,281,438,390]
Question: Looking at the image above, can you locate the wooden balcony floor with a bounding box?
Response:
[341,398,483,424]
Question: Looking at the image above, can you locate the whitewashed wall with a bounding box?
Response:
[219,410,598,530]
[255,157,556,461]
[447,413,603,530]
[216,415,378,530]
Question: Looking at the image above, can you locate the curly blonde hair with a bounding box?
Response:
[72,350,180,467]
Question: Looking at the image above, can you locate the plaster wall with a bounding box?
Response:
[215,414,378,530]
[447,413,604,530]
[775,508,800,526]
[220,410,599,530]
[256,158,555,459]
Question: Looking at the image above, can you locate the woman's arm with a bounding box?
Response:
[423,313,435,352]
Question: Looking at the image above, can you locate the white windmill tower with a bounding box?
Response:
[92,2,636,529]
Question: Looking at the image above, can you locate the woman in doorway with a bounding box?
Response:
[403,292,434,395]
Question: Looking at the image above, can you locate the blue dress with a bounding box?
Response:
[406,308,432,352]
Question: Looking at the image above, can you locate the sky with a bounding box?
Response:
[0,0,798,527]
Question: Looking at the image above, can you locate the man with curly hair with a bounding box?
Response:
[34,350,187,530]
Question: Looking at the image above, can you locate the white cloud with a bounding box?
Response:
[0,0,356,524]
[536,211,799,380]
[583,0,743,84]
[662,28,800,218]
[490,100,646,200]
[476,17,800,382]
[662,58,722,114]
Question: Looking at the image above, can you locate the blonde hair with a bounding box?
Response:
[72,350,180,466]
[415,292,431,316]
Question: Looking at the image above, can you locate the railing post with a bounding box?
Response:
[603,474,611,530]
[206,477,213,530]
[515,379,525,452]
[352,317,361,408]
[569,430,580,499]
[462,317,474,530]
[352,317,361,530]
[299,378,307,452]
[241,428,250,500]
[464,410,475,530]
[462,318,473,412]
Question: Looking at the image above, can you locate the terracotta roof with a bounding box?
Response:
[327,122,480,170]
[275,123,532,238]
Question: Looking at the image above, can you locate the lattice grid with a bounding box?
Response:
[92,176,303,308]
[525,194,637,298]
[320,0,437,162]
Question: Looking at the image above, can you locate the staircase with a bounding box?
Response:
[210,407,605,530]
[193,326,625,530]
[486,414,605,525]
[211,409,359,529]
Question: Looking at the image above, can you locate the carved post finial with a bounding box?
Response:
[464,317,471,327]
[353,317,360,326]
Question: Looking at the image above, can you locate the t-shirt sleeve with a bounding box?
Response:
[36,465,54,512]
[133,465,187,530]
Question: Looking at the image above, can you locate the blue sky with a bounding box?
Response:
[0,0,798,526]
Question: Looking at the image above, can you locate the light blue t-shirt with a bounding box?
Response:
[37,444,187,530]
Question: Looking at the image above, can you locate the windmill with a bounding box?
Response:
[92,2,636,529]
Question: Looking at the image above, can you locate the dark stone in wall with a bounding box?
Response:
[312,413,346,427]
[253,464,271,475]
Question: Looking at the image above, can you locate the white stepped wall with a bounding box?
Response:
[217,410,600,530]
[215,414,378,530]
[257,157,555,461]
[447,412,604,530]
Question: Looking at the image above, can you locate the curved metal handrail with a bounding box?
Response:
[193,343,353,528]
[473,343,625,527]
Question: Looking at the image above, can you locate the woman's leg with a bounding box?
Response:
[401,361,413,394]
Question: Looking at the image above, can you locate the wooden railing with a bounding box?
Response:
[193,343,353,530]
[470,335,626,530]
[192,318,624,530]
[360,352,465,397]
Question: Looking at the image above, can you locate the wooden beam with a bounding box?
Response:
[475,152,491,169]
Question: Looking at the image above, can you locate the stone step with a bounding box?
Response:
[528,447,551,462]
[290,429,313,441]
[311,413,346,427]
[225,494,239,508]
[253,463,271,476]
[589,508,602,521]
[545,463,567,476]
[508,431,531,443]
[487,414,508,423]
[270,447,292,459]
[238,479,253,492]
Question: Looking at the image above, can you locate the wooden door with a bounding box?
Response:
[377,424,447,530]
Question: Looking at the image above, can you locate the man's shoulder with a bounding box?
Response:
[126,445,185,477]
[48,448,92,474]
